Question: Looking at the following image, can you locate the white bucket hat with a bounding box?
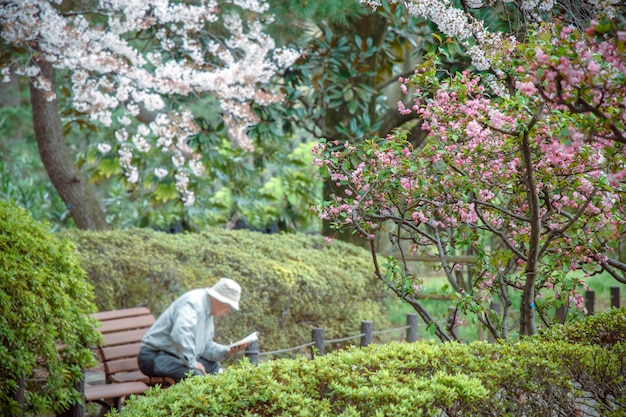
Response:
[207,278,241,310]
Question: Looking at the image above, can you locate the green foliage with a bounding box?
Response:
[61,228,391,353]
[0,99,71,229]
[265,0,367,44]
[111,329,626,416]
[539,307,626,346]
[282,2,436,143]
[0,200,101,415]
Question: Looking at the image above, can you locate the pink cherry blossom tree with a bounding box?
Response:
[0,0,297,228]
[315,9,625,340]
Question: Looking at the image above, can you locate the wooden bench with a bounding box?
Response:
[85,307,174,412]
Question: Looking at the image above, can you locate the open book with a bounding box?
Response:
[228,331,258,349]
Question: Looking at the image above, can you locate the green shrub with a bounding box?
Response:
[0,200,101,415]
[539,307,626,346]
[61,228,392,354]
[110,310,626,416]
[110,338,625,417]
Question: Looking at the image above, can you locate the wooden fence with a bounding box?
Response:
[243,286,623,365]
[243,314,419,366]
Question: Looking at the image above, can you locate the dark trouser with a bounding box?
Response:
[138,346,220,383]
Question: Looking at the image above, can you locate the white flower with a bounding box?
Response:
[125,166,139,183]
[97,143,112,153]
[189,159,205,176]
[115,129,129,143]
[172,152,185,167]
[118,115,132,126]
[154,167,168,178]
[137,124,150,136]
[182,190,195,206]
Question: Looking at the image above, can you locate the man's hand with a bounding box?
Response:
[193,361,206,374]
[228,343,248,355]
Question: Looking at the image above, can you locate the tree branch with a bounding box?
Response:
[369,240,452,342]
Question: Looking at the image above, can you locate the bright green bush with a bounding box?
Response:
[110,337,625,417]
[0,200,101,415]
[61,228,391,354]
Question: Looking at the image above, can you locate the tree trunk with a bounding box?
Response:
[519,132,539,336]
[29,59,109,230]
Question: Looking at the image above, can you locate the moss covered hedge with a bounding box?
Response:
[0,200,100,416]
[110,309,626,417]
[61,228,391,354]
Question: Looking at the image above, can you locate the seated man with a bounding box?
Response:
[138,277,247,382]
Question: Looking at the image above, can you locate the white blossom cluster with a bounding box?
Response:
[0,0,298,203]
[360,0,619,71]
[360,0,504,71]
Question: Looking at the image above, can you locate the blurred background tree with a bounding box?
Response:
[0,0,439,235]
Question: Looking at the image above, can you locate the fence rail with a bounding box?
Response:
[242,287,623,365]
[243,314,419,366]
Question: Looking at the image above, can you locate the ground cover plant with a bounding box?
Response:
[110,308,626,417]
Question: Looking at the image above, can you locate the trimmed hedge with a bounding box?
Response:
[0,200,100,416]
[110,340,625,416]
[109,309,626,417]
[61,228,391,354]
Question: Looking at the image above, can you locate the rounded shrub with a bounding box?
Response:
[61,228,392,354]
[0,200,101,415]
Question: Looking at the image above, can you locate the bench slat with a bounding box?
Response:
[100,342,141,361]
[97,315,155,334]
[102,328,150,347]
[92,307,152,321]
[109,370,149,384]
[105,357,140,376]
[84,381,149,401]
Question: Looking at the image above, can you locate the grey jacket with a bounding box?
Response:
[141,288,230,369]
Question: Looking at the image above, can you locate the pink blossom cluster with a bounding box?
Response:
[520,22,626,168]
[314,19,625,317]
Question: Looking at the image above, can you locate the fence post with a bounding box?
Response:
[555,302,567,324]
[360,321,373,347]
[610,286,620,308]
[488,302,500,344]
[245,340,259,366]
[312,328,324,357]
[446,307,459,339]
[406,314,418,343]
[585,290,595,315]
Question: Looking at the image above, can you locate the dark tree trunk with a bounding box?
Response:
[519,132,538,336]
[29,59,109,230]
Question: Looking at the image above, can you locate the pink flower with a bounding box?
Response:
[587,61,600,73]
[535,47,548,64]
[465,120,483,138]
[515,80,537,96]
